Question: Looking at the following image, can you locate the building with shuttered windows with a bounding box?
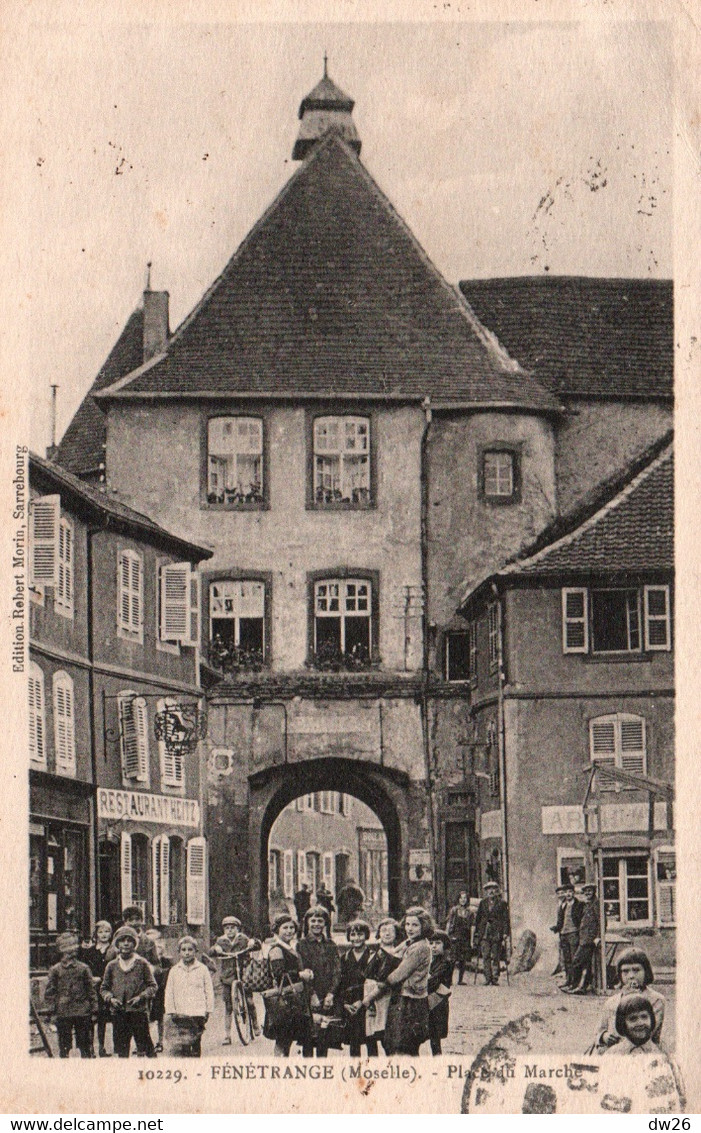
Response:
[28,454,212,970]
[458,437,674,963]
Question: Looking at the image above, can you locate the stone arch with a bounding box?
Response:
[249,758,410,934]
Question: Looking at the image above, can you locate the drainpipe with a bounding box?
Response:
[419,396,439,915]
[86,527,103,925]
[492,581,510,904]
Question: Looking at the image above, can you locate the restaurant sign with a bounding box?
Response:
[97,788,200,828]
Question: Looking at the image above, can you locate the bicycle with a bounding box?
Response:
[218,952,255,1045]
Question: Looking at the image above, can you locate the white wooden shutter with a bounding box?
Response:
[161,563,199,644]
[152,835,162,925]
[30,495,60,586]
[56,519,74,613]
[619,715,646,776]
[644,586,671,651]
[53,671,76,775]
[160,836,171,925]
[119,693,149,782]
[297,850,307,887]
[157,699,184,787]
[590,716,617,790]
[28,663,46,768]
[322,852,334,891]
[562,588,588,653]
[118,551,143,635]
[120,831,133,907]
[283,850,294,897]
[186,837,206,925]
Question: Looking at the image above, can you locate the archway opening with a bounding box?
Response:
[268,790,389,930]
[251,758,406,935]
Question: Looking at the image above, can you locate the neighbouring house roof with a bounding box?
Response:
[55,308,145,478]
[459,276,673,400]
[95,134,559,412]
[30,452,213,562]
[460,435,673,608]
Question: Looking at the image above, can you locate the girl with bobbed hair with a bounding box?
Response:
[337,920,375,1057]
[602,994,659,1054]
[376,906,433,1056]
[263,913,314,1057]
[82,921,113,1057]
[298,905,341,1058]
[594,947,665,1051]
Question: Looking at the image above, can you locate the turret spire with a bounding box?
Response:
[292,65,361,160]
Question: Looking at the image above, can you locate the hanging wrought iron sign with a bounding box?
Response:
[154,702,207,755]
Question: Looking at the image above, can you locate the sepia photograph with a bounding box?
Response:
[2,0,699,1116]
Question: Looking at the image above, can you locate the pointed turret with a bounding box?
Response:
[292,59,361,160]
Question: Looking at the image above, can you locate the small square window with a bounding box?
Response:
[482,449,520,503]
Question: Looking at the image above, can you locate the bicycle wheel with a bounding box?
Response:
[232,981,250,1045]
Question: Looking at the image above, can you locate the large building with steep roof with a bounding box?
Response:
[54,65,674,943]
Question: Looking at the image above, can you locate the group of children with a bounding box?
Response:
[260,905,454,1058]
[43,907,215,1059]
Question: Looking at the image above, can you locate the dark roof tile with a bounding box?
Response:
[459,276,673,399]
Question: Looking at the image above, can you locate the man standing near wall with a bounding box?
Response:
[474,881,511,986]
[563,883,600,995]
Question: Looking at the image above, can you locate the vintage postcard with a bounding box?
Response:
[1,0,699,1117]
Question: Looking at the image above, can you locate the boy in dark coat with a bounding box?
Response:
[564,884,600,995]
[101,926,157,1057]
[44,932,98,1058]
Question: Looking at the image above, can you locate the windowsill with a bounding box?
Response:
[117,627,144,645]
[203,499,268,512]
[584,652,655,664]
[122,778,150,790]
[160,782,186,795]
[157,639,181,656]
[482,494,520,506]
[307,500,375,512]
[54,604,74,620]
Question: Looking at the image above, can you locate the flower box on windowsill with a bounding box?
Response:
[206,486,265,509]
[306,645,381,673]
[208,644,267,675]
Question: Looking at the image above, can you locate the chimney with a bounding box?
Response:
[143,279,169,362]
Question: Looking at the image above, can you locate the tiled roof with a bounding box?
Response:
[97,136,559,412]
[459,276,673,399]
[55,308,145,477]
[461,440,673,605]
[30,452,212,561]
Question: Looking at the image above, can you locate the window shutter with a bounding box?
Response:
[189,572,201,647]
[283,850,294,897]
[644,586,671,651]
[29,664,46,768]
[620,716,646,775]
[297,850,307,887]
[322,852,334,891]
[53,672,76,775]
[119,693,149,782]
[186,837,207,925]
[120,832,133,908]
[131,555,142,629]
[57,520,74,612]
[160,836,171,926]
[562,588,588,653]
[157,699,183,787]
[590,717,617,790]
[30,495,60,586]
[161,563,198,644]
[152,835,162,925]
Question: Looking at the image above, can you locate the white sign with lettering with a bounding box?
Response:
[541,806,586,835]
[97,788,200,828]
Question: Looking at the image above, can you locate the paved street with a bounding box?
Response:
[197,971,676,1060]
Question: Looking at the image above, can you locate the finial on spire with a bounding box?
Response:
[323,51,328,78]
[145,261,152,291]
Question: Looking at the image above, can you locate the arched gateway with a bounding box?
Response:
[251,758,407,932]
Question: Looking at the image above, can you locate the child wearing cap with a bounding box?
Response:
[81,921,114,1057]
[101,926,157,1057]
[164,936,215,1057]
[210,916,261,1044]
[44,932,98,1058]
